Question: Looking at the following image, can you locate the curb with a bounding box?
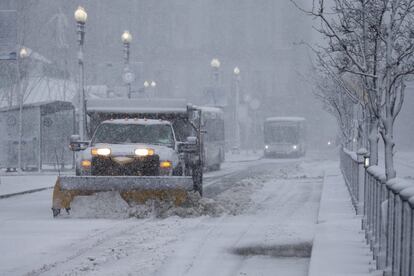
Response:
[0,187,53,199]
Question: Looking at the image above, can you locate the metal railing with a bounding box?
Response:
[340,147,414,276]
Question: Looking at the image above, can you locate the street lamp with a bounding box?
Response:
[210,58,220,83]
[364,154,370,168]
[17,47,29,171]
[233,67,241,152]
[210,58,220,68]
[74,6,87,140]
[19,47,28,59]
[121,30,133,98]
[210,58,221,105]
[121,30,132,44]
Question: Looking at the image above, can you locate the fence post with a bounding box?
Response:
[357,148,368,215]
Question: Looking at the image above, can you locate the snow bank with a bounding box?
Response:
[70,192,130,219]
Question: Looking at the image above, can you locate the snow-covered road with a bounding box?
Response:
[0,153,329,276]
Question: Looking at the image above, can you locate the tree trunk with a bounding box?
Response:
[383,132,396,180]
[383,7,396,180]
[368,119,379,166]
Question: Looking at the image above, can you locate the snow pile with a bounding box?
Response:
[128,177,260,219]
[68,165,300,220]
[69,175,262,219]
[127,192,225,219]
[70,192,130,219]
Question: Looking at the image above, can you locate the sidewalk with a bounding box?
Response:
[308,165,381,276]
[0,174,57,198]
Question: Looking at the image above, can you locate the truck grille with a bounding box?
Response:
[91,155,160,176]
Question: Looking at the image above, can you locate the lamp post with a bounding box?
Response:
[17,47,28,171]
[74,6,87,140]
[233,67,241,152]
[210,58,220,84]
[210,58,220,105]
[121,30,133,98]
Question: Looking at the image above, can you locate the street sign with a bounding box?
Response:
[0,10,17,60]
[122,71,135,84]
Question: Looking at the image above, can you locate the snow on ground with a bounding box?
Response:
[0,151,329,276]
[0,175,56,196]
[308,163,381,276]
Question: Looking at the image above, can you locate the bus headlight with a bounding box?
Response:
[91,148,111,156]
[135,148,155,157]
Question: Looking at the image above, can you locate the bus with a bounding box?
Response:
[200,106,225,170]
[263,117,306,158]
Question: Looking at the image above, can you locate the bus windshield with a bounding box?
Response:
[265,125,299,144]
[93,123,174,147]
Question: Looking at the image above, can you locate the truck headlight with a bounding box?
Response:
[135,148,154,157]
[160,160,172,169]
[91,148,111,156]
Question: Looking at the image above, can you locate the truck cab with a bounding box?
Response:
[75,118,182,177]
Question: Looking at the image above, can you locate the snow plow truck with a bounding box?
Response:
[51,98,204,217]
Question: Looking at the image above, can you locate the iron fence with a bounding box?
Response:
[340,147,414,276]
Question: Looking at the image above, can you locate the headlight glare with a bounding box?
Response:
[135,148,154,156]
[91,148,111,156]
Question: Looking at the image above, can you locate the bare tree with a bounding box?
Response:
[293,0,414,180]
[314,74,356,147]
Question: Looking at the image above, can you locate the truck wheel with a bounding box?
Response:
[173,165,183,176]
[52,208,61,217]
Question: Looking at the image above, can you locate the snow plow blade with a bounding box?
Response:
[52,176,194,216]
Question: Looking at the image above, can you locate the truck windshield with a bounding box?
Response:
[93,123,174,147]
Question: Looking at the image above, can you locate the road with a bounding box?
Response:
[0,152,330,276]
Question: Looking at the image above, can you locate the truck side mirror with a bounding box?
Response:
[69,134,89,152]
[178,136,198,153]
